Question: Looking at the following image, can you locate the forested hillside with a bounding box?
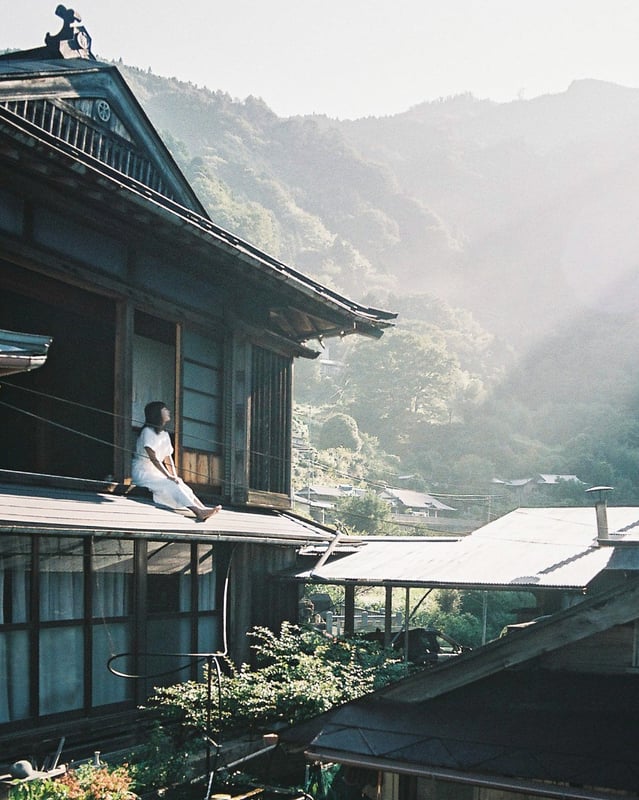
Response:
[120,64,639,506]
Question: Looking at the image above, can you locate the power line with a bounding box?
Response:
[0,382,503,506]
[0,379,144,423]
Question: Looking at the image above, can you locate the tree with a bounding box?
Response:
[335,491,399,536]
[319,413,362,451]
[342,330,459,453]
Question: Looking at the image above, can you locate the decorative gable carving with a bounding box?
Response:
[66,97,133,141]
[0,95,175,199]
[44,5,95,60]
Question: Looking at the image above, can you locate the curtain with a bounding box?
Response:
[92,539,133,618]
[39,626,83,714]
[39,537,84,621]
[0,630,29,722]
[92,622,132,706]
[0,537,30,722]
[0,536,30,624]
[38,538,84,715]
[91,540,134,706]
[198,545,216,611]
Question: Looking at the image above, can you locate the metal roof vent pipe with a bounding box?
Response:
[586,486,614,543]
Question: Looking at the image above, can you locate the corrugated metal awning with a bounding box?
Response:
[287,507,639,591]
[0,482,341,545]
[0,329,52,376]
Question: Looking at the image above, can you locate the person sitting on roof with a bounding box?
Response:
[131,401,221,522]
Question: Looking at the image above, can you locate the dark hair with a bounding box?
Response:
[144,401,167,432]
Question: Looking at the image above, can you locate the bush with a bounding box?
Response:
[129,724,192,792]
[146,622,412,743]
[319,414,361,451]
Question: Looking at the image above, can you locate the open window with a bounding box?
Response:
[0,264,116,480]
[131,311,176,430]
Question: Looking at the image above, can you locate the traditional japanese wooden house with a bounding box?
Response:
[0,9,393,760]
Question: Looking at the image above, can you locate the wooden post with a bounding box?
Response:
[384,585,393,647]
[113,300,133,481]
[344,584,355,637]
[404,587,410,664]
[482,591,488,645]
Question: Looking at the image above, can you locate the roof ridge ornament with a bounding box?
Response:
[44,5,95,60]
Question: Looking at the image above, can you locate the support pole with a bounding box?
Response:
[482,592,488,645]
[344,584,355,637]
[206,655,212,776]
[404,588,410,664]
[384,585,393,647]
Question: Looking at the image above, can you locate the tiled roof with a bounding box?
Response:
[0,61,396,343]
[381,488,456,511]
[309,670,639,794]
[303,579,639,795]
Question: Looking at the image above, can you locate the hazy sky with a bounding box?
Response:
[3,1,639,119]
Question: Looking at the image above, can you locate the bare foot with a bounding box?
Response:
[195,505,222,522]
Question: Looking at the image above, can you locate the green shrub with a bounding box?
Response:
[146,622,411,742]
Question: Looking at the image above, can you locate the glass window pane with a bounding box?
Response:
[198,617,220,657]
[92,539,134,618]
[144,617,192,693]
[183,418,221,452]
[39,626,84,714]
[183,328,222,368]
[92,622,133,706]
[147,542,192,614]
[0,630,29,722]
[182,329,222,455]
[0,536,31,625]
[39,538,84,621]
[197,546,216,612]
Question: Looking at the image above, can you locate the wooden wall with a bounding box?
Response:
[227,542,301,665]
[534,621,638,673]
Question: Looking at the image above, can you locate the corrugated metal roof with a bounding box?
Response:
[0,328,52,376]
[292,507,639,590]
[0,483,339,545]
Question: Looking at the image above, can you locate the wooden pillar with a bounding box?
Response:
[134,539,147,705]
[174,323,183,469]
[404,587,410,664]
[384,585,393,647]
[113,300,134,481]
[344,584,356,637]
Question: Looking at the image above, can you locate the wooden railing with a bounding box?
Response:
[323,610,404,637]
[1,98,171,198]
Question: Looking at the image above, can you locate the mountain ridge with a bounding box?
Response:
[120,65,639,354]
